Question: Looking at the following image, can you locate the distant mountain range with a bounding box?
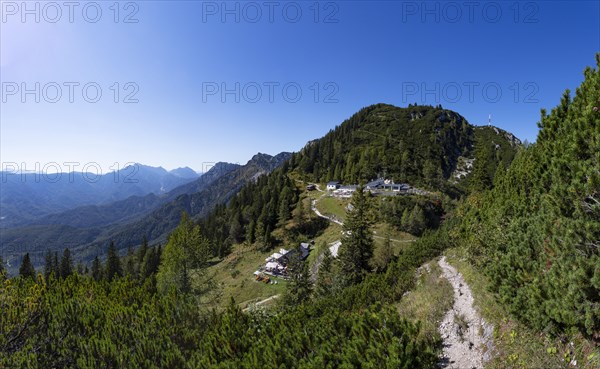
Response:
[0,153,291,273]
[12,162,239,229]
[0,164,201,228]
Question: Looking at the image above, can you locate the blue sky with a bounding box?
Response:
[1,0,598,173]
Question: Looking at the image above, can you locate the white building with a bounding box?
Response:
[327,181,340,190]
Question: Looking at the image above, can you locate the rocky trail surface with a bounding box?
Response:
[438,256,494,369]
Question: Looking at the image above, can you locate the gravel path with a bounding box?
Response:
[242,294,280,312]
[438,256,493,369]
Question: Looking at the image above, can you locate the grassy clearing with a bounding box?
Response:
[200,243,287,309]
[396,259,454,343]
[306,187,325,201]
[372,224,416,254]
[306,222,343,267]
[445,248,600,369]
[316,196,349,222]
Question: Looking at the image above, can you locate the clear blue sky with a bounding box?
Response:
[1,1,598,173]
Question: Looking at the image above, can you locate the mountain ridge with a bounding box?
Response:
[0,153,291,271]
[0,163,201,227]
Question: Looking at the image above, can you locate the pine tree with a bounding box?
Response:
[141,246,162,279]
[373,227,394,270]
[44,250,56,281]
[0,255,5,278]
[470,143,493,192]
[278,197,291,225]
[19,253,36,279]
[59,248,73,279]
[339,186,374,285]
[156,212,211,294]
[91,256,103,281]
[283,248,313,306]
[245,219,256,244]
[315,246,334,297]
[294,198,306,226]
[124,246,136,278]
[229,212,244,244]
[408,204,427,236]
[53,252,59,277]
[456,55,600,337]
[422,159,439,186]
[106,241,123,281]
[141,249,155,279]
[400,208,410,232]
[261,224,273,251]
[137,236,149,266]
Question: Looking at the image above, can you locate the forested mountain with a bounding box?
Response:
[196,105,521,266]
[290,103,520,195]
[0,164,200,227]
[72,152,292,260]
[454,55,600,338]
[0,154,289,273]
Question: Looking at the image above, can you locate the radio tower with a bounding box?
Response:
[488,114,492,127]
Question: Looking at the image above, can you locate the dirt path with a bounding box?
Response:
[242,294,280,312]
[438,256,493,369]
[311,198,344,225]
[310,197,414,243]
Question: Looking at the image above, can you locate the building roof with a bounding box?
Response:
[265,261,280,270]
[327,181,340,185]
[265,252,284,262]
[366,179,385,188]
[383,183,409,189]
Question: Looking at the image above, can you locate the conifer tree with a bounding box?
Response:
[373,227,394,270]
[229,213,244,244]
[137,236,149,266]
[283,248,313,306]
[156,212,211,294]
[339,186,374,285]
[53,252,59,276]
[408,204,427,236]
[19,253,36,279]
[400,208,410,232]
[91,256,103,281]
[470,143,494,192]
[0,255,5,278]
[278,197,291,225]
[59,248,74,279]
[315,247,334,297]
[141,245,163,279]
[294,198,306,226]
[44,250,56,281]
[124,246,136,278]
[457,55,600,337]
[106,241,123,281]
[245,219,256,244]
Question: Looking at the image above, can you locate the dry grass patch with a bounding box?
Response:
[396,260,454,342]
